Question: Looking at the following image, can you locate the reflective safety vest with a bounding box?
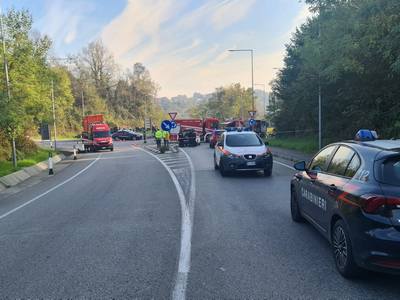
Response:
[155,130,163,139]
[162,131,170,140]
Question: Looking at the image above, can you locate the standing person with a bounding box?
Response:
[163,130,170,149]
[155,128,163,149]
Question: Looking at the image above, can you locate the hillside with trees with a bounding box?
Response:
[270,0,400,144]
[0,9,163,163]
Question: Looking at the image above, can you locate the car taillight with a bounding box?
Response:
[361,194,400,214]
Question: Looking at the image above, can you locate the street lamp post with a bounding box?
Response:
[228,49,255,113]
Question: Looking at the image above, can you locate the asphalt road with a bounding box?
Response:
[0,141,399,299]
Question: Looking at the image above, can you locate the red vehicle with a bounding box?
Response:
[174,118,219,142]
[82,114,113,152]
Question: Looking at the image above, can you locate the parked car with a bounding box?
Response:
[178,129,199,147]
[112,130,143,140]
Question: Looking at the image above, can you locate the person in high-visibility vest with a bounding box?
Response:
[155,128,163,149]
[162,130,170,149]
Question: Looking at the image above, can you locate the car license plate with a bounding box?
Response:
[247,161,256,166]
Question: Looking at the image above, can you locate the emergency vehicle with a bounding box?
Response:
[174,118,219,141]
[291,130,400,277]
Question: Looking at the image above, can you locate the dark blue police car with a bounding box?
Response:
[291,130,400,277]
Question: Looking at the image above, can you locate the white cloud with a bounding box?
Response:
[212,0,257,31]
[101,0,182,62]
[98,0,311,97]
[36,0,91,47]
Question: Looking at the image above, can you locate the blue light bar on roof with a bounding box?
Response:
[355,129,377,141]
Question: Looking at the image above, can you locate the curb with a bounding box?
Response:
[0,154,66,191]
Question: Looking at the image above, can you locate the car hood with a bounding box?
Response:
[225,145,266,155]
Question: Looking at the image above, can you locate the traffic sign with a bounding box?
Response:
[161,120,172,131]
[169,112,178,120]
[171,121,177,129]
[249,119,256,126]
[248,110,257,118]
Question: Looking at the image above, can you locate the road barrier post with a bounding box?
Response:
[48,152,54,175]
[73,146,77,160]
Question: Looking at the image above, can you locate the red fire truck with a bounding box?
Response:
[173,118,219,142]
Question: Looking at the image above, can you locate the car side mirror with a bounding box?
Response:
[264,141,269,146]
[294,161,306,171]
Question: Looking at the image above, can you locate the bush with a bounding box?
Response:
[15,134,38,155]
[0,131,11,161]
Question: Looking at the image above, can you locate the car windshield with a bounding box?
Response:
[225,134,263,147]
[93,131,110,138]
[376,156,400,186]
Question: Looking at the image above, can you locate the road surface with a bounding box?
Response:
[0,141,399,299]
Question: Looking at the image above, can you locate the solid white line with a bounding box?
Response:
[137,147,194,300]
[274,160,295,170]
[0,155,101,221]
[173,148,196,300]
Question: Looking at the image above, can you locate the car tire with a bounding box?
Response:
[332,219,361,278]
[290,189,305,223]
[214,155,219,170]
[219,163,228,177]
[110,147,114,152]
[263,168,272,177]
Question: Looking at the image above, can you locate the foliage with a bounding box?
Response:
[0,9,163,164]
[0,148,56,177]
[189,83,254,120]
[271,0,400,143]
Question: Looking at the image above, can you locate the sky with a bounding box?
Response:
[2,0,312,97]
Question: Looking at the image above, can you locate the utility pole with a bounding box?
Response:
[0,10,17,168]
[51,79,57,151]
[143,96,147,144]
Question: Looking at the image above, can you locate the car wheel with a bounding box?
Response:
[290,189,304,222]
[263,168,272,177]
[110,147,114,152]
[332,219,360,278]
[214,155,219,170]
[219,162,227,177]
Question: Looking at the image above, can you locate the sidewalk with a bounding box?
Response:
[269,146,313,162]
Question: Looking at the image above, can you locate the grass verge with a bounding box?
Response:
[266,136,318,154]
[0,149,57,177]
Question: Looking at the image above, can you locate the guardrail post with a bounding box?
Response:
[73,146,77,160]
[48,152,54,175]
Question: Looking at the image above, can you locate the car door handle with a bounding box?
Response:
[328,184,337,196]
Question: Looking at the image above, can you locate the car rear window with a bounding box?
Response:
[225,134,262,147]
[376,156,400,186]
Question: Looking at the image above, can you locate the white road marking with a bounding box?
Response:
[173,148,196,300]
[137,147,194,300]
[0,155,101,221]
[274,160,296,170]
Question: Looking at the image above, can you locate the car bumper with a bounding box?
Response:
[94,144,113,150]
[352,225,400,275]
[221,155,273,171]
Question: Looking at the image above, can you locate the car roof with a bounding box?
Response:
[224,130,256,135]
[343,140,400,152]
